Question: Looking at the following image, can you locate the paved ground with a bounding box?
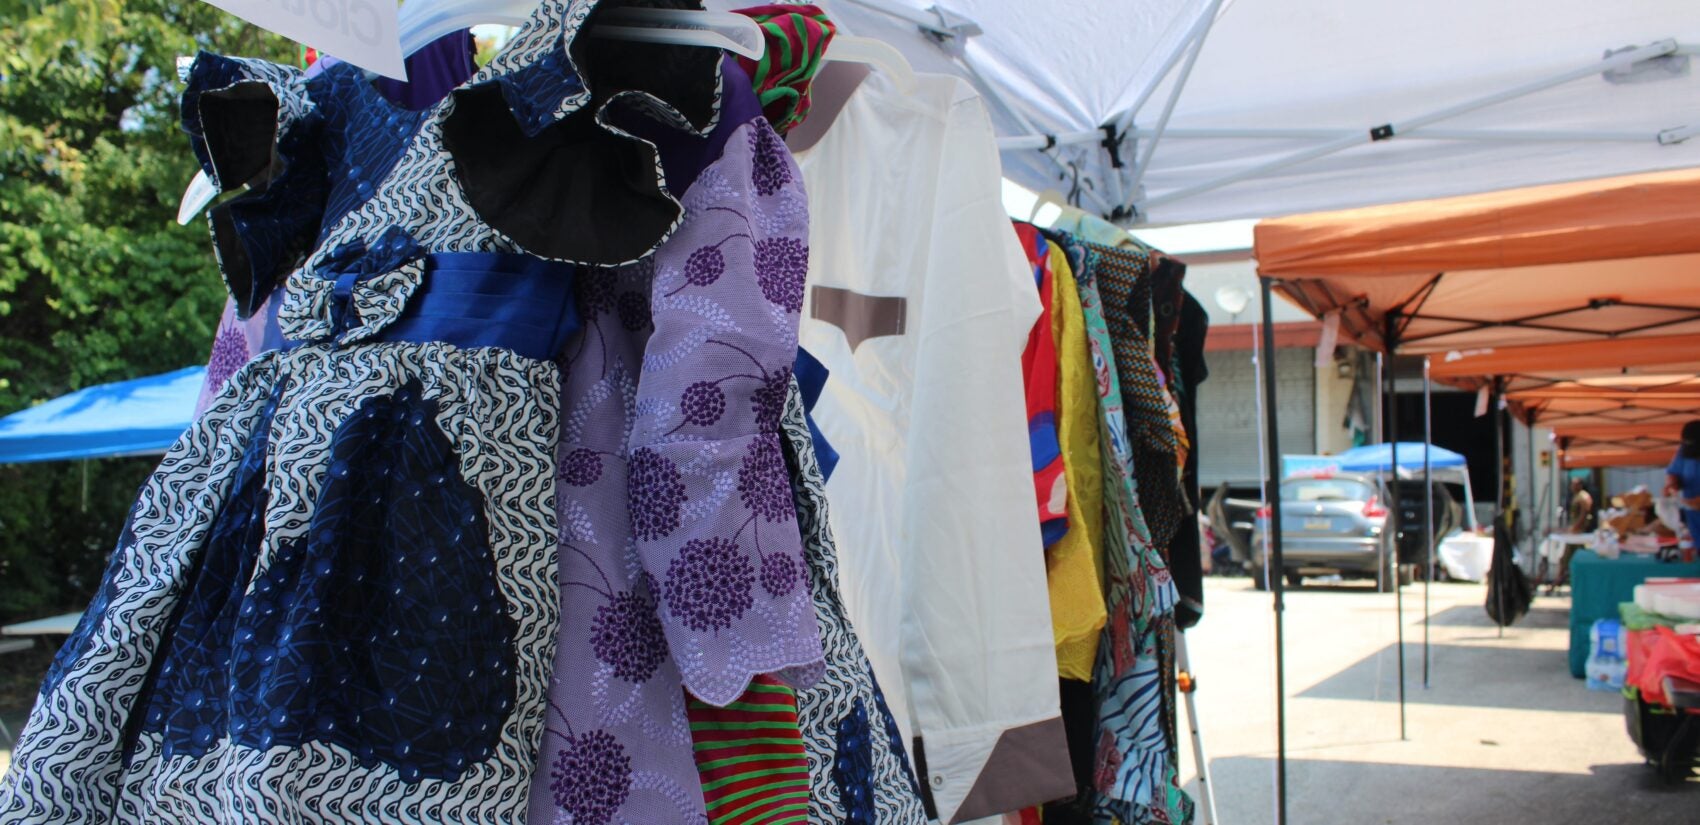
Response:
[1175,576,1698,823]
[4,577,1695,822]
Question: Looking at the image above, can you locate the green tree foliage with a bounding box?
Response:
[0,0,291,622]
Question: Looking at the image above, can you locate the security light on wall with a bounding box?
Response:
[1215,286,1251,322]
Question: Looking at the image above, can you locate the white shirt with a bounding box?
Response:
[795,69,1072,824]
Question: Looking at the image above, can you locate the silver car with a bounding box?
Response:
[1250,473,1407,592]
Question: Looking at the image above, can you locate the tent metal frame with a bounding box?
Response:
[1139,39,1697,216]
[837,1,1700,222]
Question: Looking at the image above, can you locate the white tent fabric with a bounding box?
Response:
[811,0,1700,225]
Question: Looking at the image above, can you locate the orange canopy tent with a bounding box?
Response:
[1426,336,1700,468]
[1254,168,1700,355]
[1548,419,1687,469]
[1245,169,1700,731]
[1254,169,1700,471]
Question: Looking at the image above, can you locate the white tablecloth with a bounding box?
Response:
[1,612,79,636]
[1542,533,1595,563]
[1438,533,1496,582]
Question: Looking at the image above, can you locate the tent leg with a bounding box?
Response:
[1525,413,1538,577]
[1422,359,1434,689]
[1386,352,1407,742]
[1259,277,1288,825]
[1178,632,1219,825]
[1494,379,1507,639]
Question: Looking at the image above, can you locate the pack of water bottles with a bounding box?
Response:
[1586,618,1628,692]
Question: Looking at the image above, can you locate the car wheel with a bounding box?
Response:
[1286,572,1305,588]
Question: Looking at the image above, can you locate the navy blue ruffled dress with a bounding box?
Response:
[0,1,757,821]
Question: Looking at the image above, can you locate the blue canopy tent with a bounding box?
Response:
[1284,442,1477,529]
[1334,442,1464,472]
[0,367,203,464]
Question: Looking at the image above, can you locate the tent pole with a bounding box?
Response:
[1494,379,1507,639]
[1423,358,1434,689]
[1525,412,1538,577]
[1126,0,1227,198]
[1259,277,1288,825]
[995,125,1665,151]
[1141,39,1684,211]
[1385,345,1407,743]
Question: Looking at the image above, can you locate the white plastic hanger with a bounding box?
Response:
[821,35,916,96]
[177,5,765,225]
[399,4,765,61]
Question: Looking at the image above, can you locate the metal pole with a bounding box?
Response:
[1259,277,1288,825]
[1494,380,1507,638]
[995,125,1668,151]
[1141,39,1684,210]
[1372,354,1385,444]
[1423,359,1434,689]
[1525,413,1538,578]
[1386,351,1407,742]
[1178,633,1219,825]
[1127,0,1224,196]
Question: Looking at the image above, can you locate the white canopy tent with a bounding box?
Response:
[813,0,1700,225]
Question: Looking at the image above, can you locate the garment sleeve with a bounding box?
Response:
[180,53,325,318]
[901,91,1073,823]
[621,115,824,707]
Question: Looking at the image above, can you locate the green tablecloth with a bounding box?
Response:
[1569,550,1700,678]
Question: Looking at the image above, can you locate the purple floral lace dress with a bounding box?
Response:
[532,50,830,824]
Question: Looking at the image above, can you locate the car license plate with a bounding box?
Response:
[1304,517,1332,531]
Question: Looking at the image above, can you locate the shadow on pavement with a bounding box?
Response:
[1422,603,1570,630]
[1296,643,1616,713]
[1206,756,1697,825]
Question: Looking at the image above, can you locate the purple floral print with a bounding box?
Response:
[589,589,669,683]
[759,551,800,599]
[628,448,685,540]
[679,381,727,426]
[550,730,632,825]
[750,124,792,197]
[535,105,822,824]
[738,438,792,522]
[663,537,756,633]
[684,246,725,287]
[754,236,808,312]
[562,447,603,487]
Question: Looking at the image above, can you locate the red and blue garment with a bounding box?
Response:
[1016,223,1070,547]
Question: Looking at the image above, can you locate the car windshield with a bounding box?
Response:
[1283,479,1373,503]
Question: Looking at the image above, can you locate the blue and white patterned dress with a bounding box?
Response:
[0,2,833,822]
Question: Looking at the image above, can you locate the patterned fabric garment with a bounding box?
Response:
[732,4,836,135]
[540,71,828,824]
[686,676,811,825]
[1018,226,1071,547]
[1014,224,1106,683]
[1046,231,1190,825]
[0,2,823,823]
[1079,240,1186,556]
[193,26,480,418]
[777,384,928,825]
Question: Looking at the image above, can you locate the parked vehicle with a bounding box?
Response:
[1250,473,1400,592]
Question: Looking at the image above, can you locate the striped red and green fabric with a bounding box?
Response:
[732,4,838,135]
[687,675,811,825]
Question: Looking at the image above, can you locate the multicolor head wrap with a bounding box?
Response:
[733,4,837,135]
